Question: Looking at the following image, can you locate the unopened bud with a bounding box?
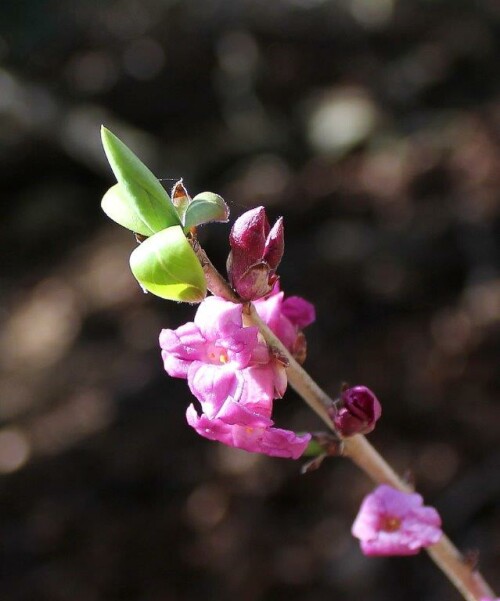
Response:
[227,207,284,301]
[330,385,381,437]
[263,217,284,271]
[171,179,191,214]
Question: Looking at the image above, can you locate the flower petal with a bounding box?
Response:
[187,362,241,418]
[195,296,243,339]
[159,322,206,378]
[282,296,316,329]
[186,405,310,459]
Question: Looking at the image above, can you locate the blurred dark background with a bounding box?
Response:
[1,1,499,600]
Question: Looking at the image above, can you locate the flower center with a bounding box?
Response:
[380,515,402,532]
[207,344,229,365]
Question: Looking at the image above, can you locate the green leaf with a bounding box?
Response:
[302,438,325,457]
[101,126,180,232]
[129,225,207,302]
[101,184,156,237]
[183,192,230,229]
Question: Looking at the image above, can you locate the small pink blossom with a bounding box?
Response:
[254,284,315,359]
[160,296,286,422]
[186,404,310,459]
[352,484,442,556]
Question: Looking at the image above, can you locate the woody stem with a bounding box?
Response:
[246,302,495,601]
[190,237,240,302]
[192,249,495,601]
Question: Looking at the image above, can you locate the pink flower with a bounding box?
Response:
[352,484,442,556]
[160,296,286,421]
[160,295,311,458]
[186,404,310,459]
[254,284,315,361]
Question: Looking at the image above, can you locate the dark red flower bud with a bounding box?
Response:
[330,386,381,437]
[227,207,284,301]
[263,217,284,271]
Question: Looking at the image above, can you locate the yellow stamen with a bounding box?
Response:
[381,516,401,532]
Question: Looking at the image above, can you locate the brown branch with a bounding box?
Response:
[247,302,496,601]
[190,237,240,302]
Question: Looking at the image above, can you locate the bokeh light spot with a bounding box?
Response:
[0,428,31,474]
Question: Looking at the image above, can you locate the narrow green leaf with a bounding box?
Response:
[129,225,207,302]
[101,126,180,231]
[183,192,230,229]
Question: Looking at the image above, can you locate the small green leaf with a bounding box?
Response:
[302,438,325,457]
[101,126,180,232]
[129,225,207,302]
[101,184,156,237]
[183,192,230,229]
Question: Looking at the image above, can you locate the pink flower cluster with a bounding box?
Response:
[352,484,442,556]
[160,287,315,458]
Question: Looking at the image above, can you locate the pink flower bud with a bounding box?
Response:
[227,207,284,301]
[331,385,381,437]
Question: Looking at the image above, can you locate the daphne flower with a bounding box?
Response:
[352,484,442,556]
[160,296,286,423]
[186,404,311,459]
[254,284,315,361]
